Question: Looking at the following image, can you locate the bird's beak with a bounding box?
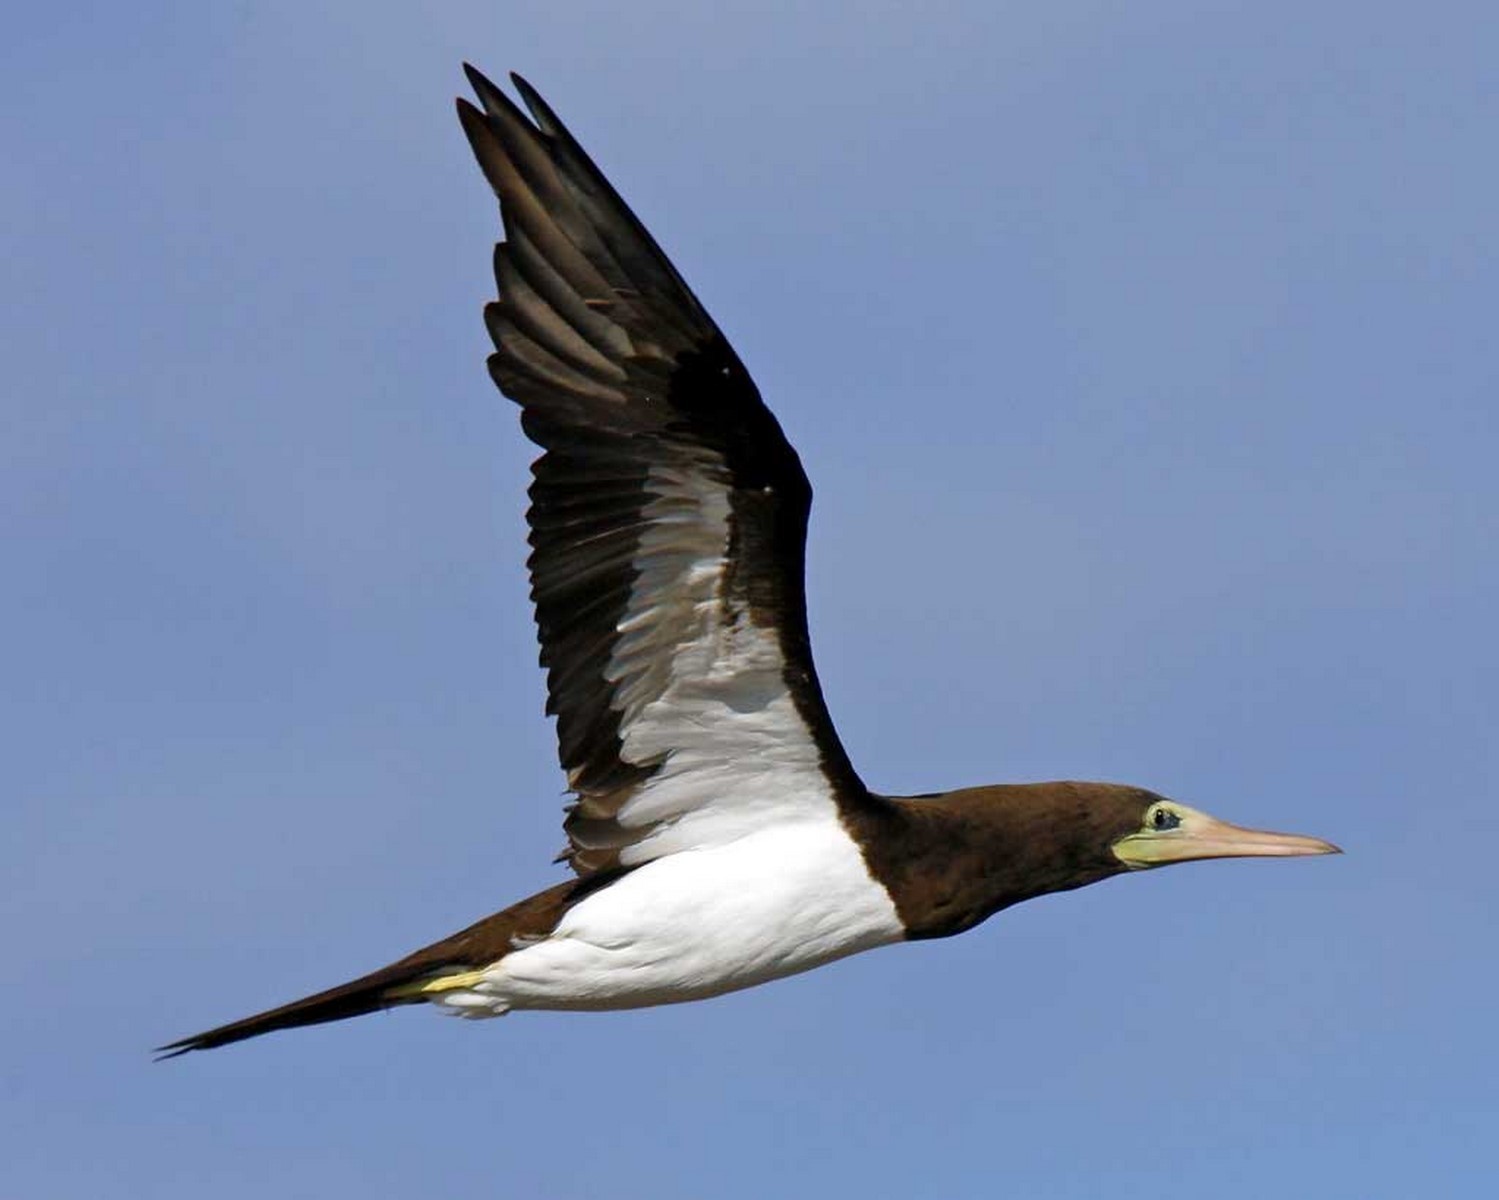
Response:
[1112,804,1341,869]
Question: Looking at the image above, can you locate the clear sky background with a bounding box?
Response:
[5,3,1495,1196]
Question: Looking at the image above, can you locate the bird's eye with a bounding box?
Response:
[1150,806,1181,832]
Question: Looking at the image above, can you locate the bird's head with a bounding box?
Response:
[880,783,1339,939]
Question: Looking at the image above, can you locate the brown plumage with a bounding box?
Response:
[158,783,1333,1056]
[156,875,606,1057]
[158,68,1337,1060]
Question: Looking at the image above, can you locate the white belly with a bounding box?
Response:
[434,818,904,1015]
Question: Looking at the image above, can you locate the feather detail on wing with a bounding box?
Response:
[458,67,871,874]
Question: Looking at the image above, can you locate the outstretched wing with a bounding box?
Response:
[458,67,870,875]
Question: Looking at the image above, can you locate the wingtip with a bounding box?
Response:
[508,72,559,132]
[462,62,492,93]
[509,71,539,106]
[458,63,490,124]
[459,65,559,140]
[464,63,513,116]
[455,94,486,133]
[459,64,536,101]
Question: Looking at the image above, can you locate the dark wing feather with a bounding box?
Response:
[458,68,868,874]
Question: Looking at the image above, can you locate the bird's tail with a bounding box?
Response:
[156,875,596,1058]
[153,956,450,1059]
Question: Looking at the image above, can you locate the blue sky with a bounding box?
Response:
[5,3,1495,1196]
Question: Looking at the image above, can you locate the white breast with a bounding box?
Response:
[434,814,904,1015]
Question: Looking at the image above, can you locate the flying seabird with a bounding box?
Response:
[158,67,1338,1058]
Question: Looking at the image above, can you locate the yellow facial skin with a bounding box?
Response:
[1112,801,1340,869]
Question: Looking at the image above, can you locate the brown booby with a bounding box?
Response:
[158,67,1337,1058]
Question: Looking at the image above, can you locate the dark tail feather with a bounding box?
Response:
[153,957,444,1059]
[155,877,597,1059]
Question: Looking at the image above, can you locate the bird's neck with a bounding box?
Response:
[847,783,1124,940]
